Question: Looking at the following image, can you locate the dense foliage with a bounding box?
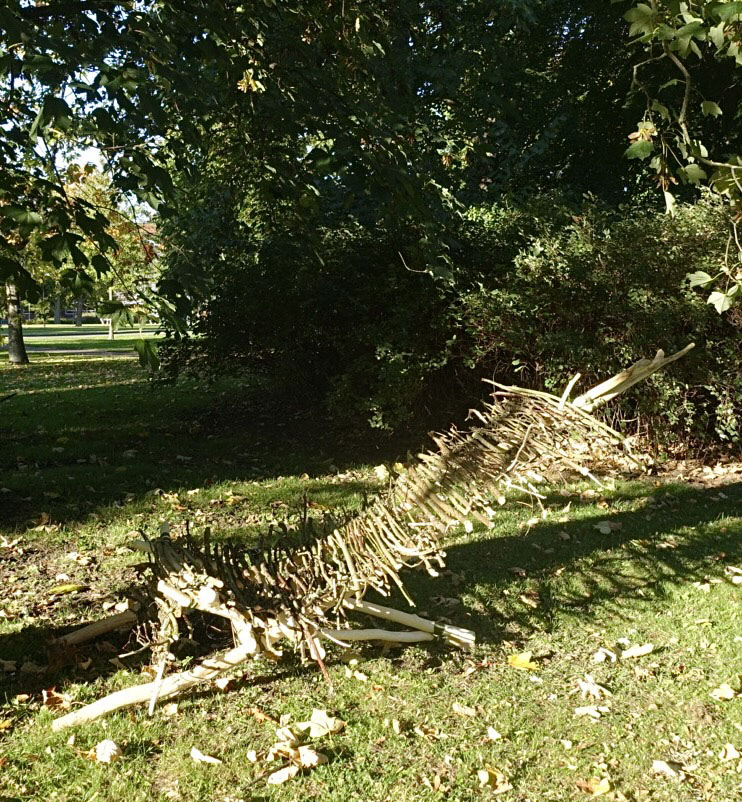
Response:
[1,1,740,449]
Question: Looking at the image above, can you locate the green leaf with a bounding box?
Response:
[678,163,708,185]
[651,100,670,120]
[134,339,160,371]
[91,254,110,275]
[624,140,654,160]
[709,22,726,50]
[716,2,742,23]
[701,100,723,117]
[686,270,714,288]
[707,291,734,313]
[1,206,43,226]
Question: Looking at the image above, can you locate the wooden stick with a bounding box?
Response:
[52,611,139,649]
[51,641,255,731]
[343,599,475,648]
[321,628,434,644]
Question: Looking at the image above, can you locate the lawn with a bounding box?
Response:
[1,353,740,802]
[0,324,163,354]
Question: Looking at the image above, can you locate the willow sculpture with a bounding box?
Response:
[51,345,693,730]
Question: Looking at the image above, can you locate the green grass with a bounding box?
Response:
[1,323,163,353]
[1,353,741,802]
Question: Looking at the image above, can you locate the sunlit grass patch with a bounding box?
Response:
[1,353,741,801]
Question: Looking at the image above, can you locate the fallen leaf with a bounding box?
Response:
[0,719,12,731]
[590,777,612,796]
[576,675,612,700]
[42,688,71,711]
[477,766,512,793]
[719,743,740,762]
[296,745,328,768]
[95,739,122,763]
[508,651,539,671]
[162,703,179,717]
[710,683,738,701]
[190,746,222,764]
[266,764,300,784]
[486,726,503,741]
[574,705,610,720]
[452,702,477,717]
[620,643,654,659]
[592,648,617,664]
[48,583,88,597]
[593,521,621,534]
[345,667,368,681]
[651,759,679,777]
[0,659,17,672]
[300,709,346,738]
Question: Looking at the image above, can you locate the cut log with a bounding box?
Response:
[51,641,255,731]
[53,611,138,649]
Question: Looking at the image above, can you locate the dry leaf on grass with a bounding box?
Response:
[507,652,539,671]
[574,705,610,720]
[0,719,13,732]
[575,675,612,700]
[452,702,477,717]
[477,766,512,794]
[161,703,179,717]
[266,764,300,785]
[486,726,503,741]
[592,648,616,664]
[190,747,222,765]
[651,759,680,778]
[719,743,740,762]
[94,739,122,763]
[294,708,346,738]
[42,687,71,711]
[620,643,654,659]
[576,776,612,796]
[593,521,621,535]
[710,683,739,701]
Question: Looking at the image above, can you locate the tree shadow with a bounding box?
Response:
[394,480,742,645]
[1,482,739,711]
[0,364,415,531]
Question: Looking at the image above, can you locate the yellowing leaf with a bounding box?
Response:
[591,777,612,796]
[477,766,512,793]
[508,652,539,671]
[0,719,12,731]
[48,583,88,597]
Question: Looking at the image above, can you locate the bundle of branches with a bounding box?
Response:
[51,345,693,730]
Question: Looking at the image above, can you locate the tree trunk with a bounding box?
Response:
[107,286,114,340]
[5,282,30,365]
[75,296,83,327]
[53,295,62,324]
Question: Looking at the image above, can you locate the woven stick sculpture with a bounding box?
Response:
[51,345,693,730]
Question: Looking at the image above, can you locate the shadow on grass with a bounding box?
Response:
[2,482,739,706]
[376,480,742,645]
[0,364,412,531]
